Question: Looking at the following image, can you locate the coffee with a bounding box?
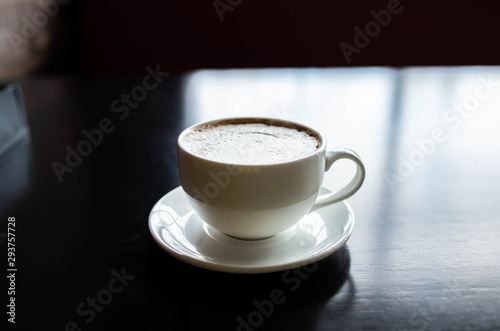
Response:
[177,117,365,239]
[182,120,321,165]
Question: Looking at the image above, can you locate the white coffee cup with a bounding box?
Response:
[177,117,365,240]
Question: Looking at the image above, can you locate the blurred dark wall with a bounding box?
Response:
[56,0,500,74]
[43,0,83,74]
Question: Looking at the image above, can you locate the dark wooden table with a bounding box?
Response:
[1,67,500,330]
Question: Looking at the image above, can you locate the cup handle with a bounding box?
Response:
[311,148,365,210]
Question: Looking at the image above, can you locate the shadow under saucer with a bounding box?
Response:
[143,242,353,331]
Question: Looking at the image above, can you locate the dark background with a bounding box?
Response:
[2,1,500,330]
[46,0,500,75]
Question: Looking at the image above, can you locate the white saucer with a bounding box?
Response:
[148,186,355,274]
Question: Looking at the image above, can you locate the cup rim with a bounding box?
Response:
[177,117,326,167]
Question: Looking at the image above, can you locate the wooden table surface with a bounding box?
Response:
[1,66,499,330]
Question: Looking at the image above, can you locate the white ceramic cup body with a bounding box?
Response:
[177,118,365,240]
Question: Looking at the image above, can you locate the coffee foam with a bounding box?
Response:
[182,121,321,164]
